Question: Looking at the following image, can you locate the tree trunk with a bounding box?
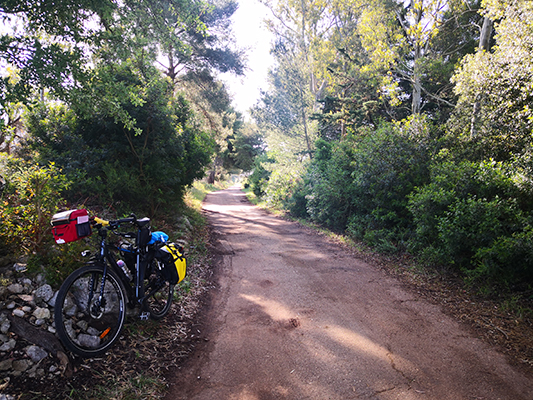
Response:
[207,169,215,184]
[412,47,422,115]
[411,2,423,115]
[7,312,73,376]
[470,16,493,137]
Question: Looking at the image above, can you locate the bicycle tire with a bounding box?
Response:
[143,259,173,320]
[54,263,127,358]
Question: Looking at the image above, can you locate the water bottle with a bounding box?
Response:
[117,260,132,281]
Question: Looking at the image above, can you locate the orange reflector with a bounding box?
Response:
[100,327,111,339]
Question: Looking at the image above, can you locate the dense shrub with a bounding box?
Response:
[472,226,533,289]
[277,113,533,288]
[437,196,524,267]
[263,166,303,208]
[0,155,68,256]
[25,66,214,216]
[246,156,273,197]
[0,154,87,282]
[301,120,431,250]
[286,179,308,218]
[408,158,533,287]
[305,138,356,231]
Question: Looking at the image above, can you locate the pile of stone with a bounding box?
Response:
[0,263,70,387]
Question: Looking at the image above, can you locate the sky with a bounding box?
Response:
[221,0,276,116]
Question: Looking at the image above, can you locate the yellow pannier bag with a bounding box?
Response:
[160,243,187,284]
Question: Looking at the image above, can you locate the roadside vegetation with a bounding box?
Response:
[2,0,533,395]
[246,0,533,308]
[0,0,249,397]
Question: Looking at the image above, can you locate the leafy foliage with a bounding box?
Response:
[222,122,265,172]
[302,119,432,248]
[25,63,214,216]
[246,155,274,198]
[249,0,533,292]
[407,158,533,286]
[0,155,68,255]
[451,0,533,161]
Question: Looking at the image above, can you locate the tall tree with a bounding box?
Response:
[452,0,533,161]
[356,0,478,116]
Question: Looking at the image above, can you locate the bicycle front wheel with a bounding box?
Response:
[54,264,127,358]
[144,259,173,320]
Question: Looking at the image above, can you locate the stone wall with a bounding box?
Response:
[0,263,70,392]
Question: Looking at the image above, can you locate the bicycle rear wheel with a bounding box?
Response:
[54,264,127,358]
[143,259,173,320]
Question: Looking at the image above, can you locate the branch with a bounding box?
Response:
[420,84,456,108]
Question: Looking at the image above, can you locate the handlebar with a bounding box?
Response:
[92,214,138,229]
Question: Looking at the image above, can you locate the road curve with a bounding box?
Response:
[166,186,533,400]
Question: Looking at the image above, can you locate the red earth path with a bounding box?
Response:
[165,186,533,400]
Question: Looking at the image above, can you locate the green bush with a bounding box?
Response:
[0,154,90,284]
[286,179,308,218]
[437,196,524,267]
[26,65,215,217]
[408,157,533,287]
[263,166,302,209]
[304,138,357,230]
[246,156,273,197]
[304,120,431,244]
[471,226,533,289]
[0,155,68,256]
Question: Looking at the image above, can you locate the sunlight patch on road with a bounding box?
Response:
[240,294,294,321]
[240,294,413,373]
[232,387,260,400]
[202,204,253,213]
[325,325,389,360]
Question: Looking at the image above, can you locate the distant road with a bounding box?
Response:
[166,186,533,400]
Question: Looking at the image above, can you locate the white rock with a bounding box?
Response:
[87,327,100,336]
[34,284,54,302]
[33,307,50,320]
[26,345,48,363]
[0,339,16,352]
[76,320,89,331]
[12,309,25,318]
[20,278,32,286]
[7,284,23,294]
[0,321,9,334]
[78,334,100,349]
[47,291,58,308]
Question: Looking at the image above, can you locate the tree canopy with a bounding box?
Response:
[0,0,246,215]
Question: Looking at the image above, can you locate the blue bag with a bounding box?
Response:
[148,231,169,244]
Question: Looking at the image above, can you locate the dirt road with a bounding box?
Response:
[166,187,533,400]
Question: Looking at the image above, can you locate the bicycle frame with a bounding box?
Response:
[90,222,155,312]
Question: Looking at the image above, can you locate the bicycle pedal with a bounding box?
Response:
[139,311,150,320]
